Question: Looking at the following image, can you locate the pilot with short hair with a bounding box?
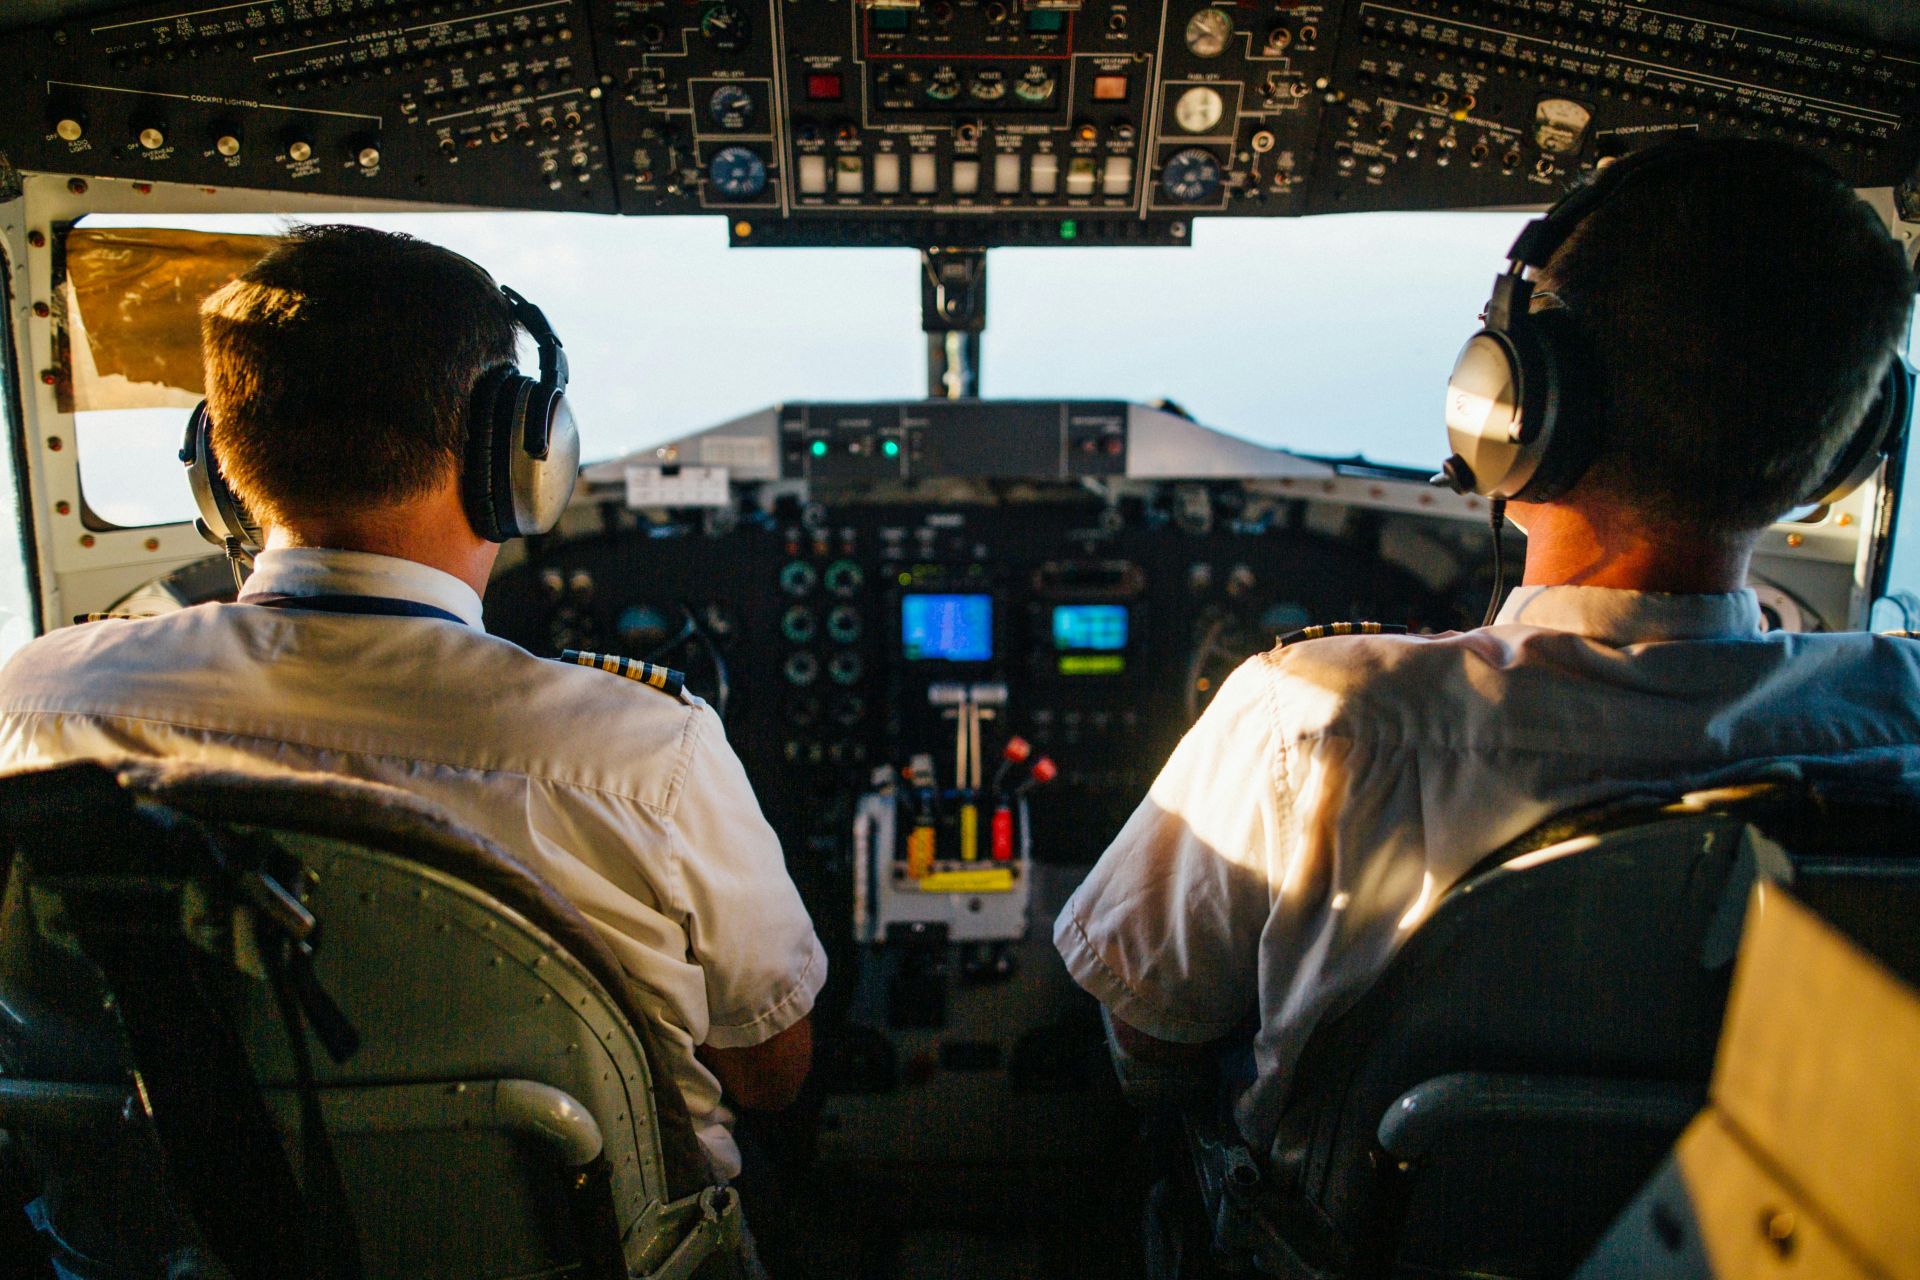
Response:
[0,224,824,1184]
[1054,138,1920,1156]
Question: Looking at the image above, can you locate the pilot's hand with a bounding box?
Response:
[699,1014,814,1112]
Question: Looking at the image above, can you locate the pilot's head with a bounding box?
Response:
[1527,137,1914,534]
[198,223,518,534]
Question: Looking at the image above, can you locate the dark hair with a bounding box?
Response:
[1536,138,1915,531]
[199,223,518,523]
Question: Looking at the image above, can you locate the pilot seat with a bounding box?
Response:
[0,757,751,1280]
[1146,772,1920,1280]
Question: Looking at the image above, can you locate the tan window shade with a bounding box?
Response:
[62,226,277,411]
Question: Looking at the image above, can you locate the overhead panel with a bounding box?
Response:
[0,0,1915,244]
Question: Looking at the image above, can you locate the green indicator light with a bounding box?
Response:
[1060,219,1078,240]
[897,571,912,587]
[810,440,829,458]
[882,439,901,458]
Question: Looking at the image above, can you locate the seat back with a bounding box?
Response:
[0,759,725,1280]
[1265,779,1920,1280]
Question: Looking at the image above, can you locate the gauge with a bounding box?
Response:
[700,3,749,51]
[1016,67,1057,104]
[1184,8,1233,58]
[1533,97,1593,156]
[708,146,768,199]
[1160,148,1223,202]
[970,70,1008,102]
[781,561,819,596]
[1173,85,1225,134]
[926,66,963,102]
[782,605,818,644]
[709,84,755,130]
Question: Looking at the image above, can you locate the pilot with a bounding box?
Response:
[1052,139,1920,1153]
[0,224,825,1186]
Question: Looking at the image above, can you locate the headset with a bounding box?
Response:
[1440,141,1916,511]
[181,280,581,570]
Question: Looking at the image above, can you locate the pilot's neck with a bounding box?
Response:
[1513,500,1756,596]
[263,479,499,600]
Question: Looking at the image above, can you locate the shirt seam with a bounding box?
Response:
[705,935,826,1042]
[0,705,684,816]
[1057,909,1243,1040]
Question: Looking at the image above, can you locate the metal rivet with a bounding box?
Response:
[1763,1210,1796,1256]
[67,178,87,195]
[27,230,45,248]
[79,534,95,548]
[1786,532,1805,548]
[46,437,61,451]
[32,302,49,318]
[54,501,70,516]
[144,537,160,551]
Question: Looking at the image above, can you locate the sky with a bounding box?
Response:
[16,206,1920,621]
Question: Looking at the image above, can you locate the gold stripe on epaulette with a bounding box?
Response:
[74,612,139,624]
[560,649,688,698]
[1277,621,1412,648]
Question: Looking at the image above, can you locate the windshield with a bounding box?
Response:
[48,209,1920,613]
[69,209,1533,527]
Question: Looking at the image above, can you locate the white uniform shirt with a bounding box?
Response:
[0,548,827,1179]
[1055,584,1920,1157]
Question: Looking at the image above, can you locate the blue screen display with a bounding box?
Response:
[902,595,994,661]
[1052,604,1130,652]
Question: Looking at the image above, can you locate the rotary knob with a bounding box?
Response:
[133,117,168,150]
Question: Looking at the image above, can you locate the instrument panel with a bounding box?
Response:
[480,402,1505,973]
[1,0,1915,244]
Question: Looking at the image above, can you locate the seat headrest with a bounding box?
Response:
[0,757,713,1197]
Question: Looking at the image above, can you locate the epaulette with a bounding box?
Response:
[559,648,688,698]
[1881,631,1920,640]
[72,612,139,624]
[1275,622,1410,648]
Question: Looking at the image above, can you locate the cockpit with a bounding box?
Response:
[2,2,1920,1278]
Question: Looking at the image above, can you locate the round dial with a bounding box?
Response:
[709,84,755,130]
[1174,85,1224,133]
[926,66,963,102]
[700,3,750,51]
[1160,148,1223,202]
[1184,8,1234,57]
[1015,66,1057,103]
[708,145,768,199]
[1533,97,1594,156]
[970,70,1008,102]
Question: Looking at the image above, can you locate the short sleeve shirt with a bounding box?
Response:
[0,547,828,1180]
[1055,585,1920,1156]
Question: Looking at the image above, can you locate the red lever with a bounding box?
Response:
[991,806,1015,861]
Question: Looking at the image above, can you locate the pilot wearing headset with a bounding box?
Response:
[1054,138,1920,1154]
[0,224,825,1186]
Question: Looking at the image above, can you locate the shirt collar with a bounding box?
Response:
[238,547,486,629]
[1493,584,1764,644]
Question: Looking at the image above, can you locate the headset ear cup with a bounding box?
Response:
[1799,355,1913,509]
[464,367,516,542]
[181,400,264,551]
[1510,308,1605,504]
[508,389,581,537]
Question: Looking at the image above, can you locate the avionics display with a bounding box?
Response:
[1052,605,1128,652]
[903,594,993,662]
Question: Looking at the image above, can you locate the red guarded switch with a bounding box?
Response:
[991,806,1015,861]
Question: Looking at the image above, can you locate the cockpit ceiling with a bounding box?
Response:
[4,0,1919,246]
[8,0,1910,41]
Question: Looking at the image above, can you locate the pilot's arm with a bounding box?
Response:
[671,702,829,1112]
[1054,661,1281,1074]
